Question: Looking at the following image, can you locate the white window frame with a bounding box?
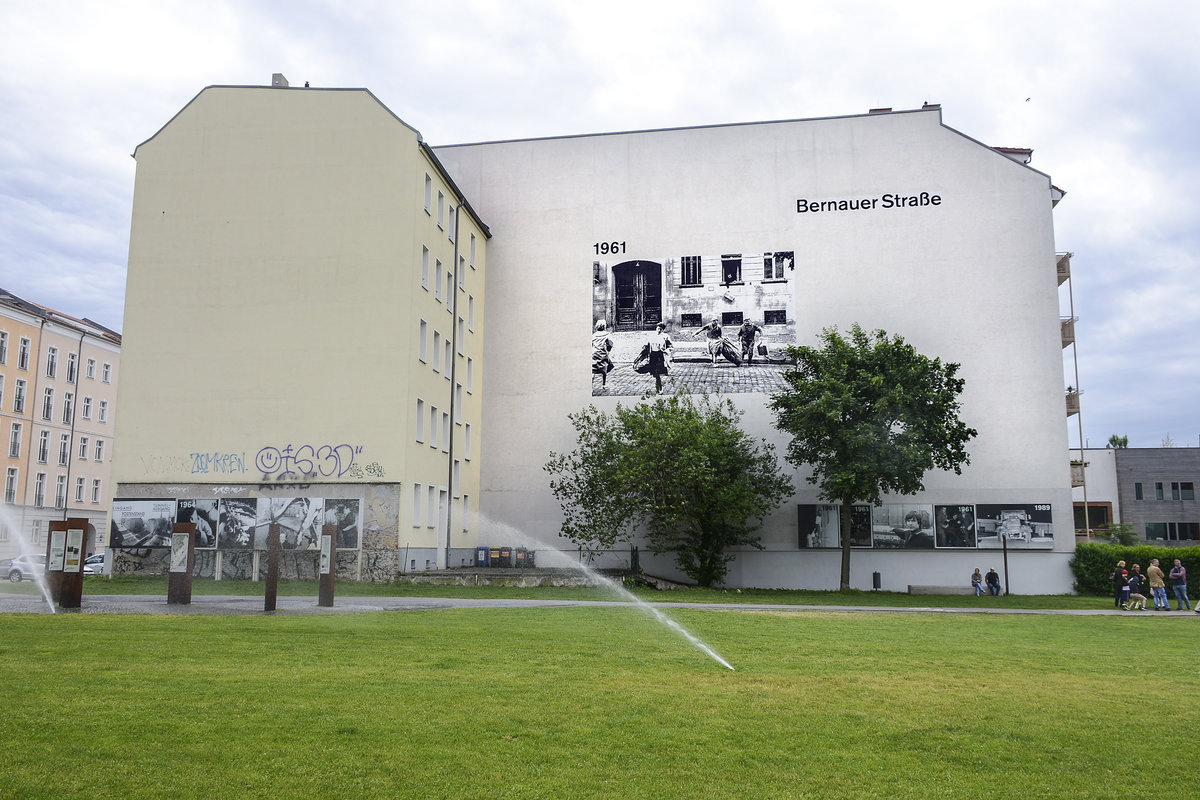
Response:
[91,478,101,504]
[101,362,111,383]
[18,337,30,370]
[9,423,21,458]
[98,399,108,423]
[424,173,432,214]
[86,358,95,379]
[82,396,91,419]
[415,399,426,443]
[412,484,422,527]
[419,320,428,362]
[78,436,89,460]
[4,467,17,504]
[41,387,54,421]
[74,476,85,503]
[94,439,104,462]
[66,352,77,383]
[54,475,66,509]
[37,430,49,463]
[58,433,69,467]
[421,245,430,290]
[33,472,45,508]
[12,379,24,413]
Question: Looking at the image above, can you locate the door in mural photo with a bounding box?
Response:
[613,261,662,331]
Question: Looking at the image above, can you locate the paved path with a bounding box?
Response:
[2,591,1194,617]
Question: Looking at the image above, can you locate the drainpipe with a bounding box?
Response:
[442,200,464,570]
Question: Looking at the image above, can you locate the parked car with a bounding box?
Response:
[83,553,105,576]
[6,554,47,583]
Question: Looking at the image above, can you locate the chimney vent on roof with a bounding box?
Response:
[869,107,892,114]
[922,102,941,110]
[272,73,289,88]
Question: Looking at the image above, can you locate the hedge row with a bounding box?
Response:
[1070,542,1199,596]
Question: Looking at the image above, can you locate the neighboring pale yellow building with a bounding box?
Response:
[0,289,121,560]
[112,81,487,578]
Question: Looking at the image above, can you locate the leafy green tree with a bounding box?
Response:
[1106,434,1129,449]
[545,392,793,587]
[1095,522,1139,546]
[769,324,978,589]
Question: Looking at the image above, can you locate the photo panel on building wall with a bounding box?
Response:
[109,498,176,548]
[253,497,324,550]
[176,498,219,548]
[974,503,1054,549]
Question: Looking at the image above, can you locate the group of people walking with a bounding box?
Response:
[592,317,769,393]
[1111,558,1191,611]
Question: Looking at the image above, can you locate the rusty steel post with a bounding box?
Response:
[264,523,281,612]
[318,524,337,607]
[167,523,196,605]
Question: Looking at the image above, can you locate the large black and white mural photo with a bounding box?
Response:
[109,498,176,548]
[794,502,1054,551]
[591,251,797,396]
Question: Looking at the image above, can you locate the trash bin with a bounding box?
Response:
[491,547,512,568]
[872,571,882,590]
[475,546,489,567]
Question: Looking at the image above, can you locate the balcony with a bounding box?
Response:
[1060,316,1076,348]
[1065,389,1080,417]
[1056,252,1071,286]
[1070,461,1087,488]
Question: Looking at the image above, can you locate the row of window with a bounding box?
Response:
[7,423,108,463]
[414,397,472,457]
[420,247,478,322]
[0,333,111,381]
[1133,481,1195,501]
[410,482,469,532]
[677,251,794,287]
[1145,521,1199,540]
[417,320,476,388]
[0,376,109,422]
[680,311,788,328]
[422,173,480,271]
[4,466,102,507]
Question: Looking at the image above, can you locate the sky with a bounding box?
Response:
[0,0,1196,449]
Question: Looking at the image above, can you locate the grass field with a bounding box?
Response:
[2,600,1198,799]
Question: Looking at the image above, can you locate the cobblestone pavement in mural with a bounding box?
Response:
[594,359,792,397]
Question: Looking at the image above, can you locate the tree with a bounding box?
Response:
[544,392,793,587]
[1106,434,1129,449]
[769,324,978,589]
[1095,522,1139,546]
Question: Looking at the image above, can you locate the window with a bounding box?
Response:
[444,340,452,377]
[98,400,108,423]
[55,475,66,509]
[470,233,476,268]
[468,295,475,331]
[442,412,450,453]
[412,484,422,527]
[763,309,787,326]
[62,392,73,424]
[41,387,53,420]
[721,312,744,326]
[1171,482,1195,501]
[430,405,439,449]
[86,358,95,379]
[462,495,469,532]
[78,436,89,460]
[12,379,23,413]
[721,254,742,285]
[9,423,21,458]
[82,396,91,419]
[74,476,84,503]
[681,313,702,328]
[453,459,461,497]
[458,255,466,289]
[37,431,49,463]
[445,271,453,310]
[101,362,111,383]
[434,259,443,301]
[419,320,428,362]
[424,173,432,213]
[66,352,77,383]
[465,423,472,459]
[427,485,436,528]
[0,331,6,363]
[5,468,17,504]
[1135,482,1144,500]
[18,337,30,370]
[448,206,455,242]
[457,318,464,354]
[94,440,104,462]
[58,433,69,466]
[33,473,45,507]
[466,357,473,393]
[45,346,58,378]
[1155,482,1164,500]
[91,478,101,504]
[421,246,430,289]
[763,250,793,280]
[455,384,463,423]
[432,331,441,373]
[437,190,445,229]
[681,255,702,286]
[0,374,4,409]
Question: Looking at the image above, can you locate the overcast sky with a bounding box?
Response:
[1,0,1196,449]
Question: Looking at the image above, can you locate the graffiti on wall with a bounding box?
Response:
[255,443,364,479]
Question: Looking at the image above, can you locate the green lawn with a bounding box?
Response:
[2,605,1197,799]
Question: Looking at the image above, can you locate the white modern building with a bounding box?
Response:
[113,79,1078,591]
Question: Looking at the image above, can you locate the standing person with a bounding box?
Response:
[695,317,724,366]
[736,319,764,365]
[645,322,672,392]
[1169,559,1190,611]
[985,567,1001,596]
[971,568,984,596]
[1147,558,1169,611]
[591,320,615,390]
[1111,560,1128,608]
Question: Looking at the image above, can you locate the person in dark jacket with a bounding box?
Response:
[1111,560,1127,608]
[985,568,1001,596]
